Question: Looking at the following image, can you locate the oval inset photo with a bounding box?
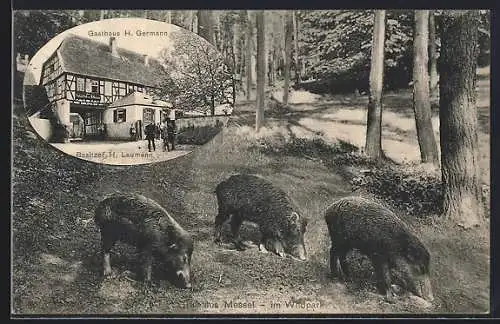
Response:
[23,18,232,165]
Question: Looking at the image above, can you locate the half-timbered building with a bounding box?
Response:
[37,34,170,140]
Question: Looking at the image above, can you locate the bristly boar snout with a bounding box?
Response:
[176,270,192,289]
[297,244,307,261]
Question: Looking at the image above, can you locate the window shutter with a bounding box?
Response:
[113,110,117,123]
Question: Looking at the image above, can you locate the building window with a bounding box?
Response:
[76,77,85,92]
[91,80,99,94]
[113,109,126,123]
[105,81,112,96]
[85,78,93,93]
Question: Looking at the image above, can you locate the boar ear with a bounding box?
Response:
[291,212,300,223]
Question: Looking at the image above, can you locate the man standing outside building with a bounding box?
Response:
[166,116,177,152]
[129,122,137,141]
[144,122,156,152]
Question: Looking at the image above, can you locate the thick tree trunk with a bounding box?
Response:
[283,11,293,105]
[429,10,439,96]
[365,10,386,159]
[413,10,440,166]
[255,10,265,132]
[292,11,301,85]
[439,10,483,228]
[165,11,171,24]
[197,10,215,45]
[99,10,105,20]
[246,11,253,101]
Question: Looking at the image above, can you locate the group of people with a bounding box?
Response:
[130,117,177,153]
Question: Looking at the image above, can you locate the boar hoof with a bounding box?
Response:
[384,291,396,304]
[234,241,248,251]
[103,267,113,277]
[258,244,269,253]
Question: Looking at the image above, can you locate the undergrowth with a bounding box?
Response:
[253,134,443,217]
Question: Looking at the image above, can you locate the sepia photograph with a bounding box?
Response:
[12,9,491,316]
[21,17,231,165]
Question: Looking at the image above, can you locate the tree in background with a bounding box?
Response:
[246,10,253,101]
[365,10,386,160]
[13,10,80,58]
[197,10,215,45]
[292,11,301,85]
[283,11,294,105]
[156,30,232,115]
[255,10,265,132]
[296,10,413,94]
[413,10,439,166]
[439,10,483,228]
[428,10,438,96]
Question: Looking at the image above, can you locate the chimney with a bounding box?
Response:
[109,37,118,57]
[143,54,149,67]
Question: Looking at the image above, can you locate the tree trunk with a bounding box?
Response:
[283,11,293,105]
[143,10,148,19]
[255,10,265,132]
[197,10,215,45]
[429,10,439,96]
[189,11,196,32]
[292,11,301,85]
[439,10,483,228]
[99,10,105,20]
[268,51,275,86]
[211,95,215,116]
[246,11,253,101]
[413,10,440,166]
[365,10,386,159]
[165,11,171,24]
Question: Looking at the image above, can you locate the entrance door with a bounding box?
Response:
[84,111,103,137]
[143,108,155,126]
[70,114,84,139]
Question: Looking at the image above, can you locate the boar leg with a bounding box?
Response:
[141,248,154,282]
[229,216,246,251]
[258,233,272,253]
[338,248,350,279]
[330,238,348,279]
[373,256,396,303]
[100,228,117,277]
[329,246,340,279]
[214,210,230,245]
[270,239,286,258]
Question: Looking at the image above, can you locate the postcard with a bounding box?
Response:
[12,9,491,317]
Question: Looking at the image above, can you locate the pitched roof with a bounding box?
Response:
[108,91,172,108]
[55,34,168,87]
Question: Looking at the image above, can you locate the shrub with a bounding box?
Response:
[254,135,443,217]
[255,133,359,159]
[350,166,443,217]
[177,124,223,145]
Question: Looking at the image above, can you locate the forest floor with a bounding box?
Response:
[12,73,490,316]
